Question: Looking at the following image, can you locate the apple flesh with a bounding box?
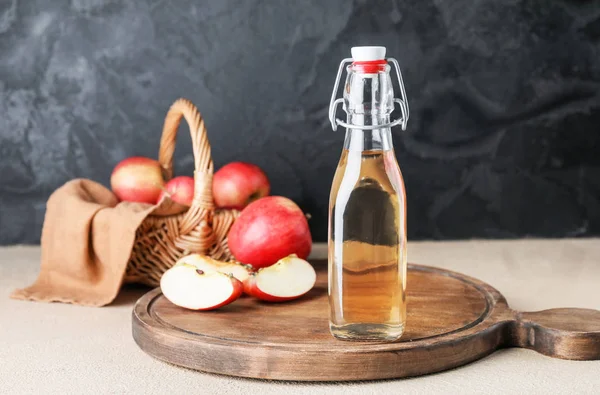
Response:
[161,263,243,310]
[175,254,251,283]
[243,255,316,302]
[228,196,312,269]
[158,176,195,207]
[111,156,165,204]
[212,162,270,210]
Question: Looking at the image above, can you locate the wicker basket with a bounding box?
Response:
[125,98,238,287]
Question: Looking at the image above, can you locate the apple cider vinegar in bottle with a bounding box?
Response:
[328,46,410,341]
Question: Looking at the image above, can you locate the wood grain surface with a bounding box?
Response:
[132,260,600,381]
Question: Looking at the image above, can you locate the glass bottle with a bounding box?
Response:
[327,46,410,341]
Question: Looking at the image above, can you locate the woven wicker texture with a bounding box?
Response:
[126,99,238,286]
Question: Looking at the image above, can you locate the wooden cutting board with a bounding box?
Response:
[132,261,600,381]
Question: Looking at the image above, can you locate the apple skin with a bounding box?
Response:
[111,156,165,204]
[200,276,243,311]
[212,162,270,210]
[243,274,304,302]
[243,274,287,302]
[242,255,317,302]
[160,263,244,311]
[228,196,312,269]
[158,176,195,207]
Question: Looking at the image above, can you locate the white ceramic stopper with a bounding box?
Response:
[351,46,386,61]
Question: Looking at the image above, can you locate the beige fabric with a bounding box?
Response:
[10,179,156,306]
[2,240,600,394]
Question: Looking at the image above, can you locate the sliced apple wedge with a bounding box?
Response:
[160,264,243,310]
[175,254,252,283]
[243,255,316,302]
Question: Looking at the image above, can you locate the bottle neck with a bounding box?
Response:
[342,63,395,152]
[346,113,391,128]
[344,127,393,152]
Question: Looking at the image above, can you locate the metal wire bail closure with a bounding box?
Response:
[328,57,410,132]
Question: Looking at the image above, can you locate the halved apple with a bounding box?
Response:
[243,255,316,302]
[160,264,243,310]
[175,254,251,283]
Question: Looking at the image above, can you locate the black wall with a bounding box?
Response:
[1,0,599,244]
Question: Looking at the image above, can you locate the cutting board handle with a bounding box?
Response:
[506,308,600,360]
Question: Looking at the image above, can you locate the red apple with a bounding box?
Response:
[176,254,252,283]
[158,176,195,207]
[243,255,316,302]
[111,156,165,204]
[228,196,312,269]
[160,263,243,310]
[212,162,270,210]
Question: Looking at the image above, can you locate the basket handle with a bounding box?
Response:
[158,98,214,209]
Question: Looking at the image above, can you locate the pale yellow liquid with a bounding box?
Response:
[328,149,407,341]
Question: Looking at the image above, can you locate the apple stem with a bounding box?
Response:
[305,213,312,220]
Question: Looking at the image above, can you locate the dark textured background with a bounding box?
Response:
[1,0,599,244]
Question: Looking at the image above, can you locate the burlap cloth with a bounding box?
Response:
[10,179,160,306]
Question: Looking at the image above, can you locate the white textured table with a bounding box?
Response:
[2,239,599,394]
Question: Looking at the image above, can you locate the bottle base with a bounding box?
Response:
[329,323,405,342]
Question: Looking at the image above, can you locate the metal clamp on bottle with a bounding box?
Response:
[328,57,410,132]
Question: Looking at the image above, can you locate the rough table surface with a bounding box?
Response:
[2,239,600,395]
